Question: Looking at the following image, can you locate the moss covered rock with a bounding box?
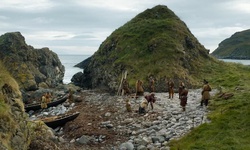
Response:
[0,32,65,91]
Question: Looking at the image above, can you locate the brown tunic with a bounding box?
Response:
[180,88,188,107]
[202,84,211,100]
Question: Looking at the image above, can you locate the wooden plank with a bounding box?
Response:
[121,70,127,96]
[117,71,124,96]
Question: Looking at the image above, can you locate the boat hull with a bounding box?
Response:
[43,112,80,129]
[25,94,68,112]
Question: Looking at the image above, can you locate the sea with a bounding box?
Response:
[58,55,90,84]
[219,59,250,65]
[58,55,250,84]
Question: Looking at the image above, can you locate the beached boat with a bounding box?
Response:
[41,112,80,128]
[25,94,68,112]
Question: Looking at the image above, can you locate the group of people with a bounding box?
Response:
[41,92,52,109]
[171,79,212,111]
[123,77,212,114]
[121,77,155,97]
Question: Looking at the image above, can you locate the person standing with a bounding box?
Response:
[167,79,174,99]
[45,92,52,103]
[41,93,47,109]
[136,80,144,96]
[178,81,185,99]
[201,79,212,106]
[149,77,155,93]
[180,85,188,111]
[122,79,131,95]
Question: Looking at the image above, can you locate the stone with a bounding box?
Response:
[119,142,134,150]
[77,135,93,145]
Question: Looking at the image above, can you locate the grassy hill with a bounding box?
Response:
[211,29,250,59]
[72,5,250,149]
[169,62,250,149]
[74,5,215,91]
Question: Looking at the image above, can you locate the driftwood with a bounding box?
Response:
[218,92,234,100]
[117,70,128,96]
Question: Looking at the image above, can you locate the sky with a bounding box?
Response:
[1,0,250,55]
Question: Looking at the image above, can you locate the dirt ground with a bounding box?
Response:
[56,90,144,150]
[28,88,163,150]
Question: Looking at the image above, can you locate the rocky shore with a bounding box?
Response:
[30,88,217,150]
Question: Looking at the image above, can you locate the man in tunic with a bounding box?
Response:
[41,93,47,109]
[201,79,212,106]
[144,93,156,110]
[178,81,185,99]
[167,79,174,99]
[45,92,52,103]
[136,80,144,96]
[180,85,188,111]
[122,79,131,95]
[149,77,155,93]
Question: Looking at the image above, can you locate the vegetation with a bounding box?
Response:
[1,5,249,149]
[0,61,20,149]
[169,61,250,150]
[212,29,250,59]
[79,5,212,90]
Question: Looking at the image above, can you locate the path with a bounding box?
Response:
[117,89,217,150]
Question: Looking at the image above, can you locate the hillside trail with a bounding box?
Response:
[131,89,206,115]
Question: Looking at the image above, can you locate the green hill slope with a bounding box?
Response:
[211,29,250,59]
[73,5,216,92]
[169,62,250,149]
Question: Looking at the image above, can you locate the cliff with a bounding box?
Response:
[211,29,250,59]
[72,5,216,92]
[0,62,59,149]
[0,64,31,149]
[0,32,65,91]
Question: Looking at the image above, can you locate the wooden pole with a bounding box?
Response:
[117,71,124,96]
[121,70,127,96]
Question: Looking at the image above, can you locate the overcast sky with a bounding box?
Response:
[1,0,250,55]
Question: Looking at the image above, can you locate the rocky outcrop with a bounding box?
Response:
[0,82,31,150]
[211,29,250,59]
[72,5,215,93]
[0,32,65,91]
[0,64,61,149]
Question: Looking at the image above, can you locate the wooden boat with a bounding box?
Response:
[25,94,68,112]
[41,112,80,128]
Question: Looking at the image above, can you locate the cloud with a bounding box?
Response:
[224,0,250,14]
[0,0,54,12]
[192,26,247,50]
[1,0,250,54]
[26,31,75,40]
[74,0,166,12]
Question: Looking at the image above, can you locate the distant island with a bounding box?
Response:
[211,29,250,59]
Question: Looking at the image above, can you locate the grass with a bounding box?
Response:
[0,61,25,150]
[89,5,210,90]
[168,62,250,150]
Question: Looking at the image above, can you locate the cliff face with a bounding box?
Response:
[0,62,58,150]
[0,32,65,91]
[211,29,250,59]
[0,71,31,149]
[72,5,215,92]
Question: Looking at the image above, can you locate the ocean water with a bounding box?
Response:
[58,56,249,84]
[220,59,250,65]
[58,55,90,84]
